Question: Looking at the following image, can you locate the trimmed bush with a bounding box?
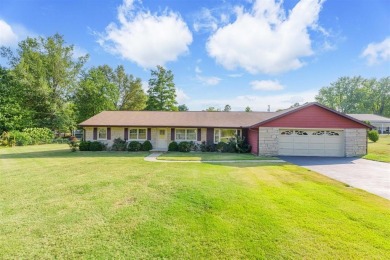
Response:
[141,140,153,152]
[79,141,91,151]
[128,141,142,151]
[111,138,127,151]
[142,140,153,151]
[235,135,252,153]
[178,141,191,152]
[200,141,216,152]
[216,142,225,152]
[168,141,179,151]
[90,141,105,151]
[368,130,379,142]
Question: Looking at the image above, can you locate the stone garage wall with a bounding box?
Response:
[345,129,367,157]
[258,127,279,156]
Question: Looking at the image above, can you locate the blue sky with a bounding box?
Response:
[1,0,389,111]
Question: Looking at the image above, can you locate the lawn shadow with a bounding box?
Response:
[202,161,288,168]
[0,149,148,159]
[279,156,359,166]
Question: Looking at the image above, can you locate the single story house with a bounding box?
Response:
[79,102,371,157]
[347,114,390,134]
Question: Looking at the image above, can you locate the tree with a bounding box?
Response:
[224,104,231,112]
[146,65,177,111]
[0,66,34,132]
[204,106,221,112]
[74,66,119,123]
[245,106,252,112]
[178,104,189,111]
[0,34,88,131]
[316,76,390,117]
[114,65,147,111]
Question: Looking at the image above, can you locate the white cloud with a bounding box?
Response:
[0,20,18,46]
[361,37,390,65]
[98,0,193,68]
[196,75,221,86]
[195,66,202,74]
[176,88,189,103]
[250,80,284,91]
[206,0,324,74]
[187,89,317,111]
[193,8,218,33]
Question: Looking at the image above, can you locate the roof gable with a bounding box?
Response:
[250,103,371,129]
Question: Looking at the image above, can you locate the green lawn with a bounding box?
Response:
[157,152,277,161]
[1,145,389,259]
[364,135,390,163]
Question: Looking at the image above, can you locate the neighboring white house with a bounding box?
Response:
[348,114,390,134]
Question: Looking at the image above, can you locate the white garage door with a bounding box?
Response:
[278,129,344,157]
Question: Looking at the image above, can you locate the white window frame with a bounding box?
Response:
[98,127,107,140]
[128,128,147,141]
[175,128,197,141]
[214,129,238,143]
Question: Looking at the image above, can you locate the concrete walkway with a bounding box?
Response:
[281,156,390,200]
[144,153,285,163]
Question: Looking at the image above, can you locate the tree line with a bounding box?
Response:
[1,34,388,133]
[0,34,182,133]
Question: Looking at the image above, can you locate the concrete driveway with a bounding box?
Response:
[280,157,390,200]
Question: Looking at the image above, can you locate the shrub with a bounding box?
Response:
[128,141,142,151]
[216,142,225,152]
[111,138,127,151]
[142,140,153,151]
[90,141,105,151]
[79,141,91,151]
[9,131,32,146]
[168,141,179,151]
[178,141,191,152]
[223,140,237,153]
[235,135,252,153]
[189,141,200,151]
[23,127,53,144]
[68,136,79,152]
[200,141,215,152]
[368,130,379,142]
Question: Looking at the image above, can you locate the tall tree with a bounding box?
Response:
[146,65,177,111]
[0,34,88,131]
[0,66,34,132]
[316,76,390,116]
[178,104,189,111]
[224,104,231,112]
[115,65,147,111]
[245,106,252,112]
[74,66,119,123]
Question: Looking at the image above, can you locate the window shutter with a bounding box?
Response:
[171,128,175,140]
[147,128,151,140]
[197,128,201,141]
[124,128,128,140]
[93,128,97,140]
[107,128,111,140]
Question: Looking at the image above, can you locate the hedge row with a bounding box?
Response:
[1,128,54,146]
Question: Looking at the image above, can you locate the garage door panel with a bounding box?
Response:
[278,129,344,157]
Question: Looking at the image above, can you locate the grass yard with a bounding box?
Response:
[157,152,277,161]
[1,145,390,259]
[364,135,390,163]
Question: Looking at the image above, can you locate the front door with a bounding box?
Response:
[156,128,168,150]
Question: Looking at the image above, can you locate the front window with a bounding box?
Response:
[214,129,237,143]
[98,128,107,140]
[175,128,197,141]
[129,128,147,140]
